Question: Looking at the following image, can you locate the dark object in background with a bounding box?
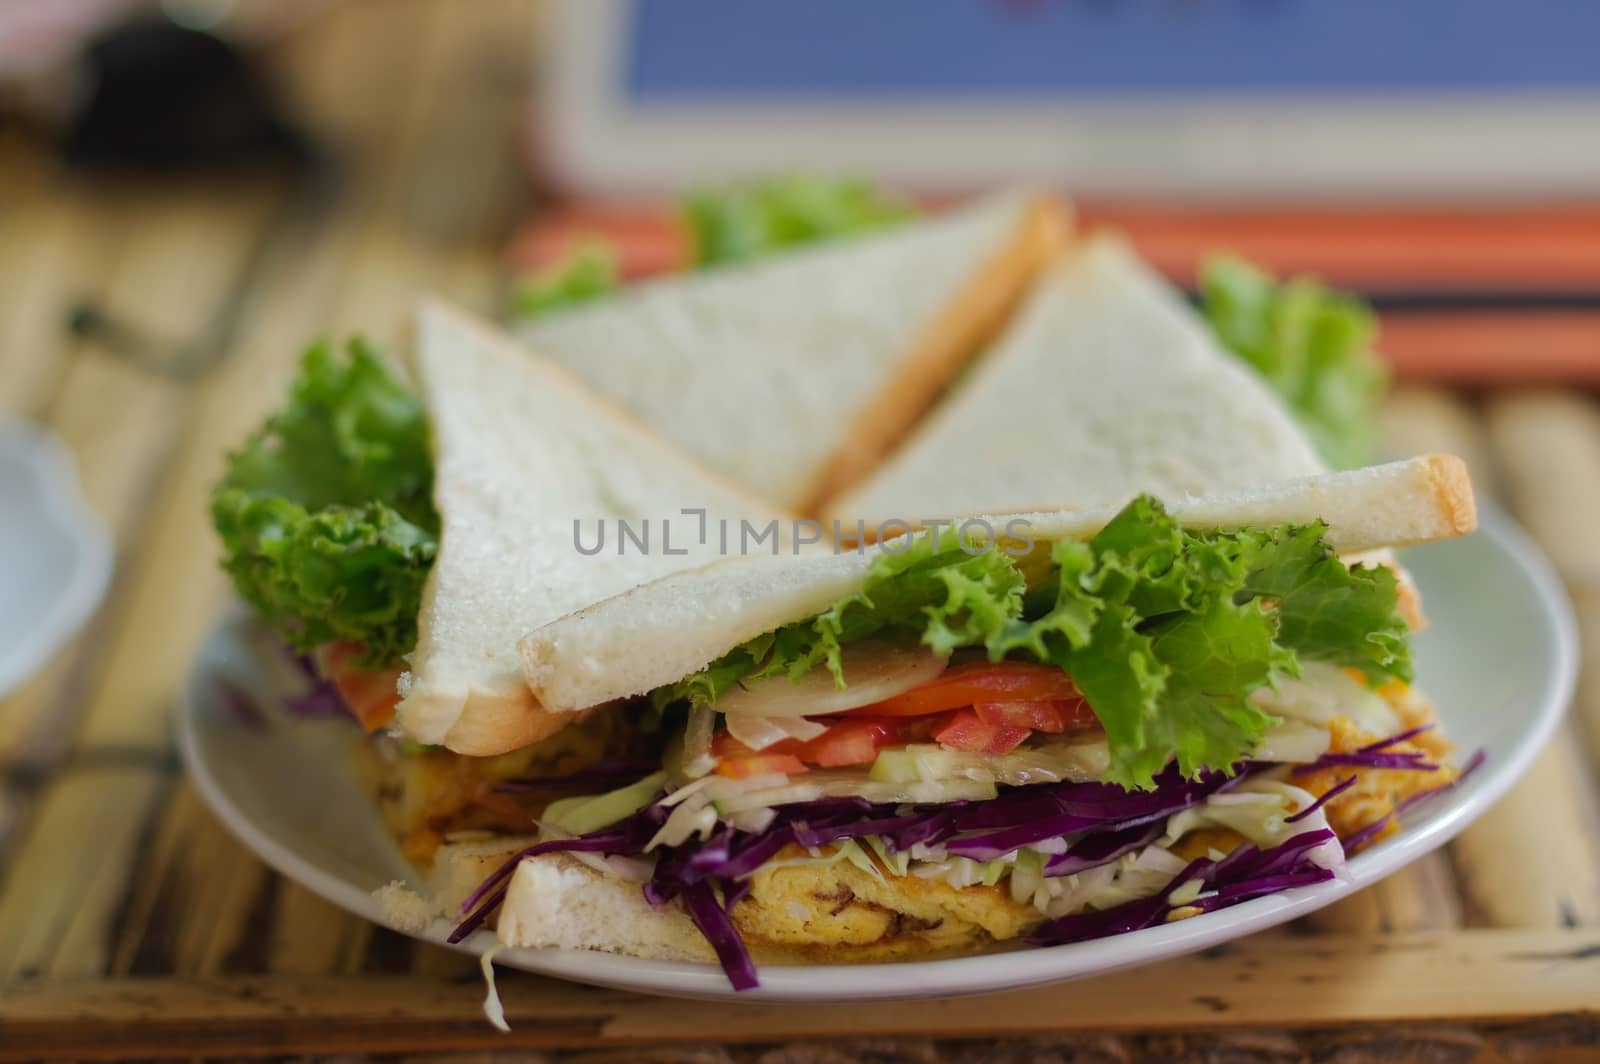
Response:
[57,14,337,381]
[63,16,308,172]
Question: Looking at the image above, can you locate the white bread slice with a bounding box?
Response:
[377,848,808,965]
[374,840,718,962]
[496,855,717,963]
[821,233,1428,627]
[823,234,1325,524]
[520,456,1475,715]
[395,301,783,756]
[376,835,538,933]
[519,189,1068,513]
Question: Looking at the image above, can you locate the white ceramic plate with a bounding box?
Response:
[0,420,112,698]
[179,509,1576,1002]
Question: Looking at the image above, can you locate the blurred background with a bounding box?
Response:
[0,1,1598,1054]
[2,0,1598,392]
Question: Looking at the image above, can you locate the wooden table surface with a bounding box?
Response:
[1,3,1598,1061]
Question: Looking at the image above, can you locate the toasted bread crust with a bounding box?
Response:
[799,195,1072,515]
[1425,453,1478,539]
[521,457,1475,715]
[441,688,580,757]
[1393,570,1427,630]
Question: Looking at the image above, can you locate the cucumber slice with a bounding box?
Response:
[542,770,667,836]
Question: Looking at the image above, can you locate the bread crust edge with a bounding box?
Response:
[1424,452,1478,540]
[799,194,1073,516]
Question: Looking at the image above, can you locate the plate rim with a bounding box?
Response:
[0,420,113,698]
[178,506,1577,1002]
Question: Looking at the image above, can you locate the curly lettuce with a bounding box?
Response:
[998,502,1408,788]
[510,240,619,320]
[660,499,1410,790]
[1199,255,1388,470]
[683,174,916,267]
[514,176,917,320]
[651,529,1024,711]
[210,339,437,665]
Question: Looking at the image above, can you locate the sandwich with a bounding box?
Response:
[518,186,1068,511]
[211,300,786,861]
[823,235,1330,523]
[823,233,1424,624]
[371,456,1477,991]
[432,234,1465,991]
[207,177,1466,994]
[211,184,1068,864]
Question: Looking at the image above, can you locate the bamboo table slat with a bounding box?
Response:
[1,3,1597,1060]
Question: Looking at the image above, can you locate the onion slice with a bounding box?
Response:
[682,704,717,777]
[716,641,949,718]
[725,714,828,750]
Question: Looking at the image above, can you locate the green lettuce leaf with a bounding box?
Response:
[650,528,1024,709]
[1238,523,1411,683]
[1200,255,1388,470]
[210,339,438,665]
[510,176,916,322]
[664,498,1411,790]
[683,175,916,267]
[510,240,620,320]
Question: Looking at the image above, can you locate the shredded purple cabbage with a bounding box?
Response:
[1298,750,1440,772]
[1043,821,1165,877]
[943,766,1244,861]
[1024,828,1338,946]
[1294,724,1443,775]
[286,678,349,718]
[679,881,759,991]
[447,746,1480,990]
[1342,748,1486,851]
[448,767,1255,986]
[1358,723,1435,753]
[277,646,357,721]
[1285,775,1358,824]
[450,816,662,939]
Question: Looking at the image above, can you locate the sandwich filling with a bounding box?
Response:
[447,509,1469,988]
[208,232,1457,992]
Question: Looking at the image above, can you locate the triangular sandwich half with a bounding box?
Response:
[821,233,1325,525]
[384,457,1477,989]
[518,189,1068,512]
[394,301,784,756]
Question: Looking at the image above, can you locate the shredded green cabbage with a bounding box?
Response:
[479,944,510,1032]
[540,771,667,837]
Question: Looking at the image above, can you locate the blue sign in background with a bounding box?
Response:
[626,0,1600,99]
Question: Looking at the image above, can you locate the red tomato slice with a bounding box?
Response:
[712,717,924,771]
[932,709,1031,754]
[715,753,809,779]
[853,661,1083,718]
[794,719,902,768]
[322,641,402,733]
[973,699,1093,734]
